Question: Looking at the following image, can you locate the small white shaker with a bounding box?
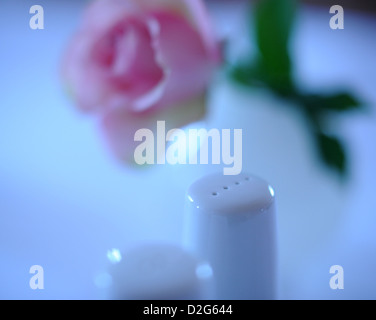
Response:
[183,172,277,300]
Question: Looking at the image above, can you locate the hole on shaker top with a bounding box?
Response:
[245,177,249,181]
[212,192,218,196]
[223,186,228,190]
[235,182,240,185]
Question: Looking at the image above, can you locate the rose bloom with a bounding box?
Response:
[63,0,220,162]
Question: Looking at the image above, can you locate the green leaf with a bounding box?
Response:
[319,92,361,111]
[253,0,297,91]
[229,62,266,87]
[316,133,347,175]
[301,92,361,113]
[230,64,256,86]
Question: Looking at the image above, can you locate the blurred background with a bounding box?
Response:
[303,0,376,13]
[0,0,375,299]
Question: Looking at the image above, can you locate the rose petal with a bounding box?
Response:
[93,17,165,106]
[62,32,111,111]
[101,95,206,163]
[137,0,220,62]
[81,0,138,33]
[182,0,221,62]
[130,11,215,112]
[63,12,165,112]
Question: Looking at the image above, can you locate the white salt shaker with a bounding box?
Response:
[183,172,277,300]
[106,244,213,300]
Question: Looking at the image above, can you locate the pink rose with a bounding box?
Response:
[63,0,220,162]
